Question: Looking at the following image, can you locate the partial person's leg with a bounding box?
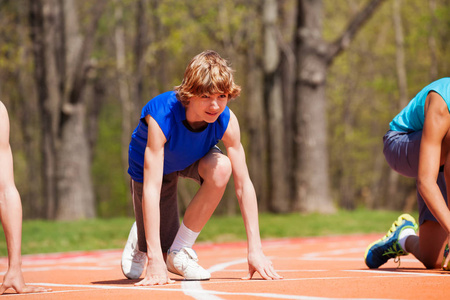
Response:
[365,131,421,269]
[405,220,447,269]
[407,123,450,268]
[122,174,179,278]
[121,179,147,279]
[182,148,231,232]
[159,173,181,254]
[132,173,180,254]
[405,172,448,268]
[131,180,146,252]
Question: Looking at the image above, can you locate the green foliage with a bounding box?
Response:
[92,102,132,217]
[0,218,135,256]
[326,0,450,209]
[1,0,450,218]
[0,210,418,256]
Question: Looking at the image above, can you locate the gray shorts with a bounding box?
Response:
[131,147,221,253]
[383,130,447,225]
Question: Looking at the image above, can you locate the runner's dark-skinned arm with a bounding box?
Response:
[417,92,450,269]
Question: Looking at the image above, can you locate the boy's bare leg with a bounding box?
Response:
[165,151,231,280]
[182,151,231,232]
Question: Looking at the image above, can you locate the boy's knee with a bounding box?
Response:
[202,155,232,187]
[213,156,232,186]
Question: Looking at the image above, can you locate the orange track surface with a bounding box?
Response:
[1,234,449,299]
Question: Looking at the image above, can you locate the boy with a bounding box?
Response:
[121,50,282,285]
[0,101,51,294]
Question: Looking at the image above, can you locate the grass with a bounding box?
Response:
[0,209,417,256]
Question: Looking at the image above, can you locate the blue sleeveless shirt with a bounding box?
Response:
[390,78,450,132]
[128,91,230,182]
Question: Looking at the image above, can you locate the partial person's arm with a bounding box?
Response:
[417,92,450,268]
[135,115,174,286]
[0,102,51,294]
[222,110,282,280]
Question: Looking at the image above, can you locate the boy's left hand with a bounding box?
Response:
[242,251,283,280]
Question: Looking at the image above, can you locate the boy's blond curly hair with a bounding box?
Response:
[175,50,241,106]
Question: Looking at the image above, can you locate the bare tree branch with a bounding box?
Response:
[68,0,108,105]
[326,0,387,65]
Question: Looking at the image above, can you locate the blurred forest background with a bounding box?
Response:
[1,0,449,220]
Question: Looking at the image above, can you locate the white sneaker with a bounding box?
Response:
[121,222,147,279]
[166,247,210,281]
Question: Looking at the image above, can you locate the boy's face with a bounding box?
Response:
[185,93,229,130]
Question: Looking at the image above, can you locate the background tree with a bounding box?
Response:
[29,0,107,220]
[293,0,386,213]
[0,0,449,219]
[263,0,289,212]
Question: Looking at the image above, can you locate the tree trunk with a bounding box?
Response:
[293,0,387,213]
[29,0,59,218]
[428,0,438,81]
[29,0,106,220]
[386,0,408,210]
[16,28,44,218]
[263,0,289,212]
[55,103,95,219]
[246,37,268,211]
[279,1,297,206]
[133,0,149,111]
[294,0,334,213]
[114,1,133,178]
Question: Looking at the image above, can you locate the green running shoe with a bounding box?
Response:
[364,214,418,269]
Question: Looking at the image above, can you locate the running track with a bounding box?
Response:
[1,234,449,299]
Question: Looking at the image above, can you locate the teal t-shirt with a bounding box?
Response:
[128,91,230,182]
[390,78,450,132]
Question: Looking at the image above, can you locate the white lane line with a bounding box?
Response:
[217,269,327,272]
[197,274,437,286]
[0,266,113,276]
[301,248,366,258]
[182,281,223,300]
[345,269,450,277]
[207,258,247,274]
[28,283,395,300]
[180,258,247,300]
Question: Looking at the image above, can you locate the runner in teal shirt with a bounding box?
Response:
[390,78,450,132]
[365,78,450,271]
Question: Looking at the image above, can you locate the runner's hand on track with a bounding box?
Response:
[135,259,174,286]
[242,250,283,280]
[0,267,52,294]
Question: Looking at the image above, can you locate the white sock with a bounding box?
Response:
[169,222,200,252]
[398,228,416,252]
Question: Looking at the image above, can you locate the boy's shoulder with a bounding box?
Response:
[152,91,177,102]
[144,91,177,108]
[142,91,184,124]
[145,91,179,111]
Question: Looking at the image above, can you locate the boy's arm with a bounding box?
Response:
[222,110,282,280]
[135,115,174,286]
[0,103,51,294]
